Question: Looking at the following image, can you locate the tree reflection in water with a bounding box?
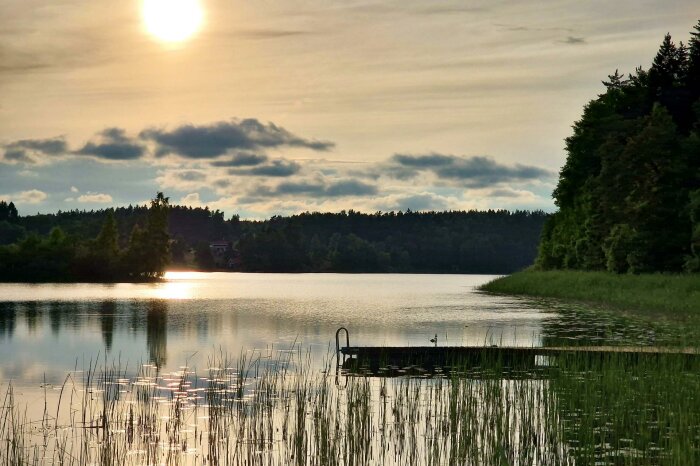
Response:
[146,300,168,368]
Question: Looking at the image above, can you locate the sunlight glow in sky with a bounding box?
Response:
[0,0,698,218]
[142,0,204,43]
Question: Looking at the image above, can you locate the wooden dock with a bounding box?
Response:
[338,344,700,375]
[334,328,700,376]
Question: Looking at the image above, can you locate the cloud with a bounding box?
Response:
[389,153,553,187]
[175,170,207,181]
[560,36,586,45]
[213,179,231,189]
[77,193,113,203]
[2,137,67,164]
[496,23,574,33]
[392,153,454,168]
[488,187,531,198]
[235,29,311,39]
[229,159,301,177]
[70,186,79,193]
[74,128,146,160]
[251,179,377,199]
[0,189,48,204]
[325,180,378,197]
[210,152,269,167]
[417,5,488,15]
[140,118,334,159]
[179,192,203,207]
[374,193,450,212]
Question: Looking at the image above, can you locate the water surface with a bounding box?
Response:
[0,272,671,387]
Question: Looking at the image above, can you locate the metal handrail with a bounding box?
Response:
[336,327,349,359]
[335,327,350,387]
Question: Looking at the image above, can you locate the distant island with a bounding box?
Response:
[0,193,547,281]
[484,20,700,313]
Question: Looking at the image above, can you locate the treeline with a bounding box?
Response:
[0,200,547,277]
[237,210,547,273]
[538,20,700,273]
[0,194,171,282]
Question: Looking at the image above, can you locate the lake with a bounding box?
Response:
[3,272,693,465]
[0,272,673,388]
[0,272,551,385]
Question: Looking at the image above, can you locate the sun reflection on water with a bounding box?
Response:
[153,271,199,300]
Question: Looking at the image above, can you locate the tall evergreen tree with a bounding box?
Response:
[687,20,700,99]
[649,33,679,94]
[143,192,170,277]
[8,202,17,222]
[96,210,119,258]
[538,21,700,274]
[95,210,120,277]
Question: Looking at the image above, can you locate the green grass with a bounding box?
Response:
[480,270,700,315]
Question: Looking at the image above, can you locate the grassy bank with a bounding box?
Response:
[480,270,700,315]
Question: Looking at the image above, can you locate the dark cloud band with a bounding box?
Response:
[211,152,269,167]
[229,159,301,177]
[1,137,68,164]
[74,128,145,160]
[141,118,334,159]
[390,153,552,187]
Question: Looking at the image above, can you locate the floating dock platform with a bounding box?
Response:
[335,328,700,376]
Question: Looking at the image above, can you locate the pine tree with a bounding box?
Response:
[124,224,148,278]
[688,20,700,99]
[7,202,17,222]
[649,33,679,94]
[96,211,119,258]
[96,210,120,277]
[143,192,170,277]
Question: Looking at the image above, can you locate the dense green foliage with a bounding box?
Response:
[0,193,171,282]
[236,210,546,273]
[481,270,700,314]
[0,201,546,276]
[539,21,700,273]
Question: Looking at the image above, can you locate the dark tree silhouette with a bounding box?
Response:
[538,21,700,273]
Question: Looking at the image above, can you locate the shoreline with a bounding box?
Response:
[479,270,700,315]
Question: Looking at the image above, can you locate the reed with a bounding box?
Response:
[2,347,700,465]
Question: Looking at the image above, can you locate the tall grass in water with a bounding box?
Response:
[2,348,700,465]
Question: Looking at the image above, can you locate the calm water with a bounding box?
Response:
[0,272,669,388]
[1,272,691,465]
[0,273,529,384]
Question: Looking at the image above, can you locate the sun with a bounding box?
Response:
[142,0,204,43]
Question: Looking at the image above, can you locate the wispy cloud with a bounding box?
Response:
[560,36,586,45]
[234,29,312,39]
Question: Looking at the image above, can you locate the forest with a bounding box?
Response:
[0,198,547,279]
[0,194,171,282]
[537,21,700,273]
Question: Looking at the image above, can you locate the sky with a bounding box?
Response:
[1,0,698,219]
